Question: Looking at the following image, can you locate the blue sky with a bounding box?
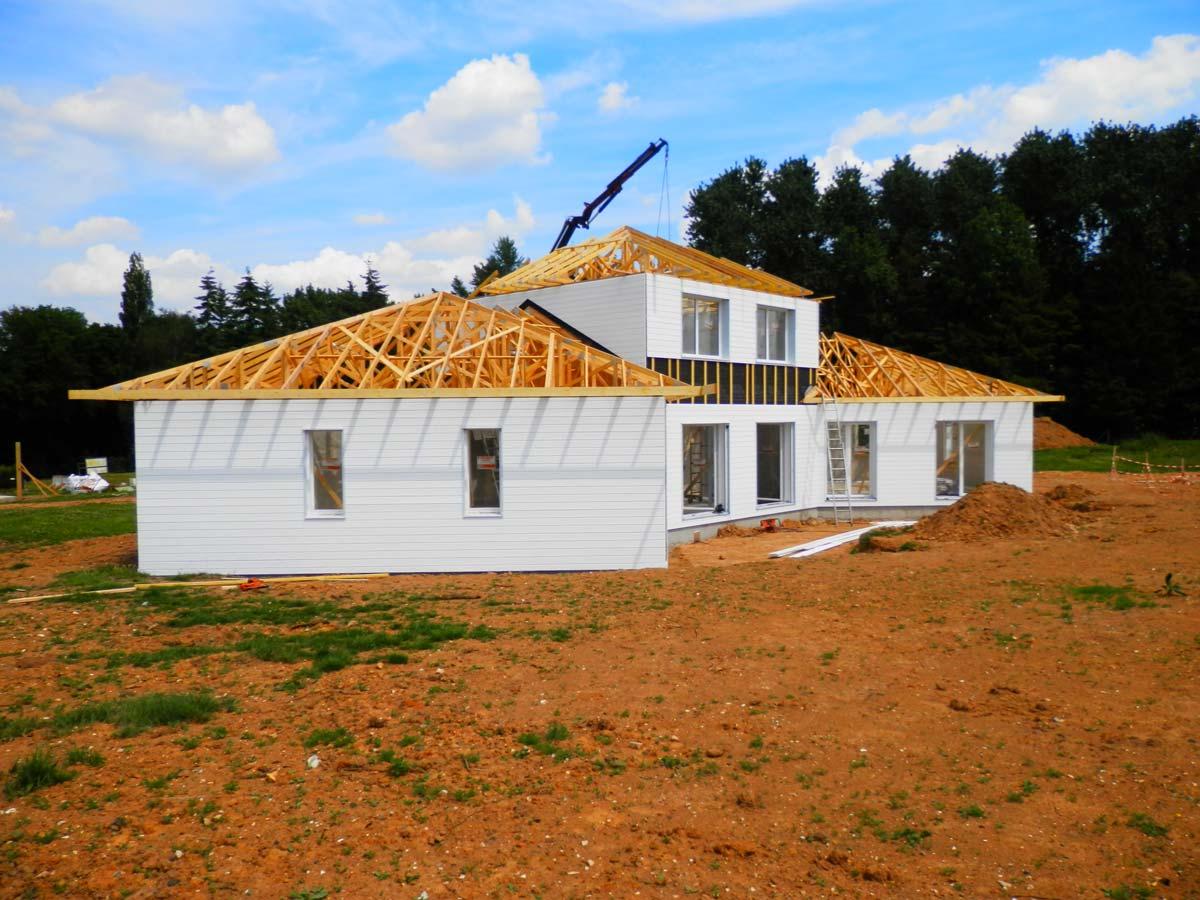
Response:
[0,0,1196,321]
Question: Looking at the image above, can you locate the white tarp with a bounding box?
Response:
[64,473,110,493]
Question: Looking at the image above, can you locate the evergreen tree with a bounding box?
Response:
[449,276,469,298]
[195,270,232,332]
[362,262,389,307]
[685,157,770,266]
[119,252,154,338]
[228,269,279,344]
[469,236,527,290]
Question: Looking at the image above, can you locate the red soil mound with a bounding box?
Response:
[913,482,1078,542]
[1034,417,1096,450]
[1043,482,1107,512]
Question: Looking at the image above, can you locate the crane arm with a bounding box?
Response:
[551,139,667,251]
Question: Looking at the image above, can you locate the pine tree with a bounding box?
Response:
[119,252,154,338]
[449,276,469,298]
[362,262,389,307]
[469,236,527,290]
[228,269,279,344]
[195,270,232,333]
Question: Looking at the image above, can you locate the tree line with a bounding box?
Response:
[685,117,1199,441]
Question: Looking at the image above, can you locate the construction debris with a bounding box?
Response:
[769,521,916,559]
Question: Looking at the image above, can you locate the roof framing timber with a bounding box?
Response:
[809,333,1063,403]
[479,226,815,299]
[70,293,704,401]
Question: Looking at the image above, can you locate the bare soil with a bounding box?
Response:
[1034,417,1097,450]
[1,471,1197,898]
[912,481,1079,542]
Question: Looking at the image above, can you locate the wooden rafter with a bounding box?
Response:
[478,226,815,299]
[70,293,706,401]
[810,333,1064,403]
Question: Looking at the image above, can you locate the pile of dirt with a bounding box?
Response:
[913,481,1077,542]
[1034,417,1096,450]
[1043,482,1107,512]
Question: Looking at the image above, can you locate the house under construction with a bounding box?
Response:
[72,226,1061,575]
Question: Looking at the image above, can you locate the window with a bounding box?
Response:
[682,295,722,357]
[756,306,792,361]
[757,422,793,505]
[307,430,344,517]
[827,423,873,498]
[682,424,727,515]
[466,428,501,514]
[936,422,988,497]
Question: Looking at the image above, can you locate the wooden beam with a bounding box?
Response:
[69,385,707,400]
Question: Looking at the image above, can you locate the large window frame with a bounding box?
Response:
[756,422,794,506]
[682,295,724,358]
[755,305,793,363]
[827,422,874,499]
[305,429,345,519]
[936,421,990,498]
[682,424,728,517]
[464,428,503,516]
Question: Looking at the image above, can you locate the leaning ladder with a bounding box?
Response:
[823,397,854,525]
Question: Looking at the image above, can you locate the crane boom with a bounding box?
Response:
[551,139,667,251]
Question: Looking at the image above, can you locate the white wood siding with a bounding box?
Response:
[134,397,667,576]
[646,275,821,367]
[665,400,1034,531]
[474,276,648,362]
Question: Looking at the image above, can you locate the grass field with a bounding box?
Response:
[1035,437,1200,472]
[0,501,136,548]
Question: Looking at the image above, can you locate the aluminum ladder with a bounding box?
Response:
[823,397,854,525]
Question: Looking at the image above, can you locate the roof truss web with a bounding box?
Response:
[479,226,814,299]
[812,333,1063,402]
[72,293,702,400]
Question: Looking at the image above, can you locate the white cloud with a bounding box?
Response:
[598,81,638,113]
[353,212,392,226]
[0,76,279,175]
[387,54,549,171]
[816,34,1200,180]
[0,205,14,228]
[406,197,534,256]
[42,244,236,310]
[40,201,536,314]
[38,215,140,247]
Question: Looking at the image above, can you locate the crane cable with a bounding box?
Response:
[655,143,671,239]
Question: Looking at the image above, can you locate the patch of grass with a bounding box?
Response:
[0,716,39,743]
[52,565,144,592]
[52,691,235,738]
[1069,583,1156,611]
[303,727,353,749]
[958,804,986,819]
[517,722,575,761]
[1101,885,1154,900]
[0,502,136,549]
[1035,437,1200,473]
[379,749,412,777]
[1126,812,1168,837]
[106,644,224,669]
[65,747,104,767]
[4,749,74,798]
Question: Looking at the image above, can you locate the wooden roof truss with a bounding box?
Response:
[72,293,703,400]
[812,333,1062,402]
[479,226,814,299]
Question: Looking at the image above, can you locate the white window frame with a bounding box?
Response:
[755,305,793,363]
[756,422,794,507]
[682,423,729,517]
[681,294,725,359]
[935,421,991,498]
[827,422,875,500]
[305,429,345,519]
[464,428,503,517]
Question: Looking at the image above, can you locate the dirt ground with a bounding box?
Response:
[1,471,1197,898]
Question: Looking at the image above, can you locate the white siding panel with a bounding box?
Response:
[134,397,667,575]
[473,276,647,362]
[664,400,1034,531]
[646,275,821,367]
